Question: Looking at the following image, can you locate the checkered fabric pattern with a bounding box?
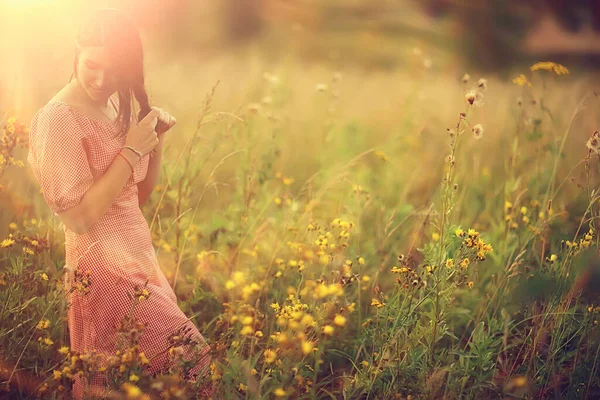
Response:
[27,95,212,398]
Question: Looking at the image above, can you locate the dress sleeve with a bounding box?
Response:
[27,103,95,215]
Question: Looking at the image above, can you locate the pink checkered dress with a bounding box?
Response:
[27,95,211,398]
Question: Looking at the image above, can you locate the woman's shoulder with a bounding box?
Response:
[30,101,88,142]
[33,101,78,127]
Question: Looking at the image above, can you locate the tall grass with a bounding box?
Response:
[1,58,600,399]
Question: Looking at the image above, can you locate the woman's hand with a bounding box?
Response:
[125,108,161,157]
[153,107,177,138]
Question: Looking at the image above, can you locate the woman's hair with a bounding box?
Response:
[69,8,152,137]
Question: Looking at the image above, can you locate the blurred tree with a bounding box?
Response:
[422,0,600,71]
[222,0,265,43]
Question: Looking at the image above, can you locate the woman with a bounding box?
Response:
[26,8,212,399]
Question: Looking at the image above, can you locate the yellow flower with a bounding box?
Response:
[549,254,557,262]
[520,206,528,215]
[274,388,287,397]
[240,325,254,336]
[432,232,440,241]
[530,61,569,75]
[512,74,531,87]
[301,340,314,355]
[468,281,474,289]
[1,238,15,248]
[40,273,49,281]
[138,352,150,365]
[58,346,70,355]
[333,314,347,327]
[37,319,50,330]
[121,383,142,398]
[371,298,385,308]
[322,325,335,336]
[264,349,277,363]
[129,374,139,382]
[445,259,454,269]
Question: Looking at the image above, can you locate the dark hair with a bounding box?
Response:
[69,8,152,137]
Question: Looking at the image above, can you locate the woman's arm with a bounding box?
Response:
[56,148,140,234]
[137,135,164,207]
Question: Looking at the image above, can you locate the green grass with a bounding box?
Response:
[1,56,600,399]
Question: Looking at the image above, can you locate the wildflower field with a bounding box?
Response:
[1,56,600,399]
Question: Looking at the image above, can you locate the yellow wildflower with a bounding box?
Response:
[36,319,50,330]
[1,238,15,248]
[301,340,314,355]
[138,352,150,365]
[512,74,531,87]
[240,325,254,336]
[264,349,277,363]
[333,314,346,327]
[371,298,385,308]
[530,61,569,75]
[121,383,142,398]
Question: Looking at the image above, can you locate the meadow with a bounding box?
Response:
[1,49,600,399]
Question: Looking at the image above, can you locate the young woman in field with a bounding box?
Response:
[26,8,212,399]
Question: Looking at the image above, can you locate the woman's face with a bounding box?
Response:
[75,46,117,103]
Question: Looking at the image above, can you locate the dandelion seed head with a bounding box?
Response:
[472,124,484,140]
